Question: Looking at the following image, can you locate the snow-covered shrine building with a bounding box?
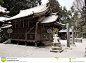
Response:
[4,4,65,46]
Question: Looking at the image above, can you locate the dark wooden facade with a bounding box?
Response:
[3,5,64,46]
[6,18,63,46]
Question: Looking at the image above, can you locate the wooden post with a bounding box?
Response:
[67,23,70,47]
[25,42,27,46]
[23,20,24,28]
[72,26,74,44]
[35,22,39,46]
[15,21,16,28]
[17,41,19,45]
[25,20,27,41]
[28,20,29,27]
[35,43,37,47]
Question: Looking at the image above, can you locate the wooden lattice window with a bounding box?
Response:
[27,34,35,40]
[19,28,25,33]
[13,29,18,33]
[19,34,25,39]
[12,34,18,39]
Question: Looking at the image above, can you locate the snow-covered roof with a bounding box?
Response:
[1,25,12,29]
[41,14,65,26]
[6,4,48,21]
[59,28,74,32]
[0,17,7,22]
[56,22,65,26]
[41,15,58,23]
[0,5,6,13]
[59,29,67,32]
[0,5,9,13]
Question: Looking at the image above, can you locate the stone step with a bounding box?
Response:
[51,47,62,50]
[50,50,63,52]
[52,46,61,48]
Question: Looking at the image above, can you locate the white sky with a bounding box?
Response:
[42,0,74,10]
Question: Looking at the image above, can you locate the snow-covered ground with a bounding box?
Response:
[0,39,86,57]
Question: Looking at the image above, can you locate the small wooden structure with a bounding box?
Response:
[3,4,65,46]
[59,29,72,39]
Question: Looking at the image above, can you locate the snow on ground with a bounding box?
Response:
[0,39,86,57]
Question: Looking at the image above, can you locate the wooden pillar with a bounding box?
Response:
[25,42,27,46]
[28,20,29,27]
[52,24,54,41]
[67,23,70,47]
[17,41,19,45]
[15,21,16,28]
[25,20,27,41]
[35,22,39,46]
[82,33,83,39]
[72,26,74,44]
[23,20,24,28]
[35,43,37,47]
[40,26,42,41]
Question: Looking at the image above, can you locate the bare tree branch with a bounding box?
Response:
[73,0,84,13]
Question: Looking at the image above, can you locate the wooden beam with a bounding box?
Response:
[38,16,45,22]
[23,20,24,28]
[40,26,42,41]
[19,20,21,28]
[17,41,19,45]
[25,22,27,41]
[15,21,16,28]
[35,22,39,46]
[25,42,27,46]
[28,20,29,27]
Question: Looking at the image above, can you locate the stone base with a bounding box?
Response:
[50,49,63,53]
[50,46,63,53]
[52,42,61,47]
[51,46,62,50]
[50,42,63,53]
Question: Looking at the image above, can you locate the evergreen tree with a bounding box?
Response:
[48,0,61,13]
[60,6,74,28]
[0,0,4,6]
[3,0,41,16]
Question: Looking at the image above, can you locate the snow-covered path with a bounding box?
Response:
[0,39,86,57]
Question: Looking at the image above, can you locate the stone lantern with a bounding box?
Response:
[50,34,63,52]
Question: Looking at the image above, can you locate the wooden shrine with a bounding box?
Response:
[3,4,65,46]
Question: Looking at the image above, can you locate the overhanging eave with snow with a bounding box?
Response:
[6,4,49,21]
[41,15,65,27]
[41,15,58,23]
